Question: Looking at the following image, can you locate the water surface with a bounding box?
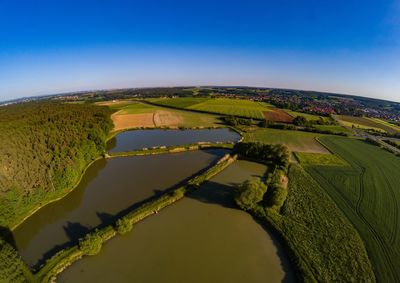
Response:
[107,128,240,152]
[59,160,294,283]
[13,150,226,268]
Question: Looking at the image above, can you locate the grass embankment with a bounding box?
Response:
[305,136,400,282]
[35,153,237,282]
[243,127,329,153]
[107,143,234,158]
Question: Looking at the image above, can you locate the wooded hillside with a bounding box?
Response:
[0,102,113,228]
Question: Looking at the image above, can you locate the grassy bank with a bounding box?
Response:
[107,142,235,158]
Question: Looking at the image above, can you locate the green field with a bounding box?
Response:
[266,164,375,282]
[148,97,274,119]
[314,125,350,134]
[336,115,391,133]
[244,128,329,153]
[294,152,348,166]
[285,110,331,122]
[305,136,400,282]
[148,97,210,108]
[367,118,400,133]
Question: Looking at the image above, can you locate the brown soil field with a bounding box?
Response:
[112,113,155,131]
[153,110,183,126]
[264,109,294,123]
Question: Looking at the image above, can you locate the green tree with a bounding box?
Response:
[79,231,102,255]
[293,116,307,126]
[115,217,133,235]
[235,178,267,210]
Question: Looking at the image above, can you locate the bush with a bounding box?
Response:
[235,178,267,210]
[79,231,103,255]
[116,217,133,235]
[267,183,288,209]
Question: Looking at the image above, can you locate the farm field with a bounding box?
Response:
[110,102,221,131]
[147,97,210,109]
[366,117,400,133]
[244,128,329,153]
[305,136,400,282]
[294,152,348,166]
[149,97,275,119]
[263,108,294,123]
[268,164,375,282]
[285,110,331,122]
[314,125,350,134]
[336,115,390,133]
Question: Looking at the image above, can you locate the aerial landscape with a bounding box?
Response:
[1,1,400,283]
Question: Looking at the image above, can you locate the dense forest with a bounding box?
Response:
[0,102,113,228]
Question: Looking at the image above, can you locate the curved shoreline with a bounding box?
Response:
[11,126,242,232]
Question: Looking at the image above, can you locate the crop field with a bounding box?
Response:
[147,97,210,108]
[313,125,350,134]
[366,118,400,134]
[263,108,294,123]
[285,110,331,122]
[305,136,400,282]
[269,164,375,282]
[336,115,390,133]
[294,152,348,166]
[110,102,220,130]
[188,98,273,119]
[244,128,329,153]
[148,97,275,119]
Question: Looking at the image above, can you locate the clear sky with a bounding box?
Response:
[0,0,399,102]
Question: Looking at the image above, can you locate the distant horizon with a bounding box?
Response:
[1,1,399,103]
[2,84,400,105]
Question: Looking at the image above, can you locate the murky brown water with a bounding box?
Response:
[13,149,227,268]
[58,160,294,283]
[107,128,240,152]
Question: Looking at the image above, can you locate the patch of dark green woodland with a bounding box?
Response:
[234,142,290,170]
[0,102,114,228]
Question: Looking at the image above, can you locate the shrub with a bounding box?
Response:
[235,178,267,210]
[267,183,288,209]
[116,217,133,235]
[79,231,103,255]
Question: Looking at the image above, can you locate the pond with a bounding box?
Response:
[13,149,228,268]
[58,160,294,283]
[107,128,241,152]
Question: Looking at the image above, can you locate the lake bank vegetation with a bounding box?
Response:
[233,141,375,282]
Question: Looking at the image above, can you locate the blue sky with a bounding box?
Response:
[0,0,399,102]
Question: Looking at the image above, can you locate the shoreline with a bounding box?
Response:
[10,126,242,231]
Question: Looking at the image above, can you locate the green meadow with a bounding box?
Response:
[305,136,400,282]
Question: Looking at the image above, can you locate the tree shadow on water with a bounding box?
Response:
[186,181,237,209]
[0,225,16,249]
